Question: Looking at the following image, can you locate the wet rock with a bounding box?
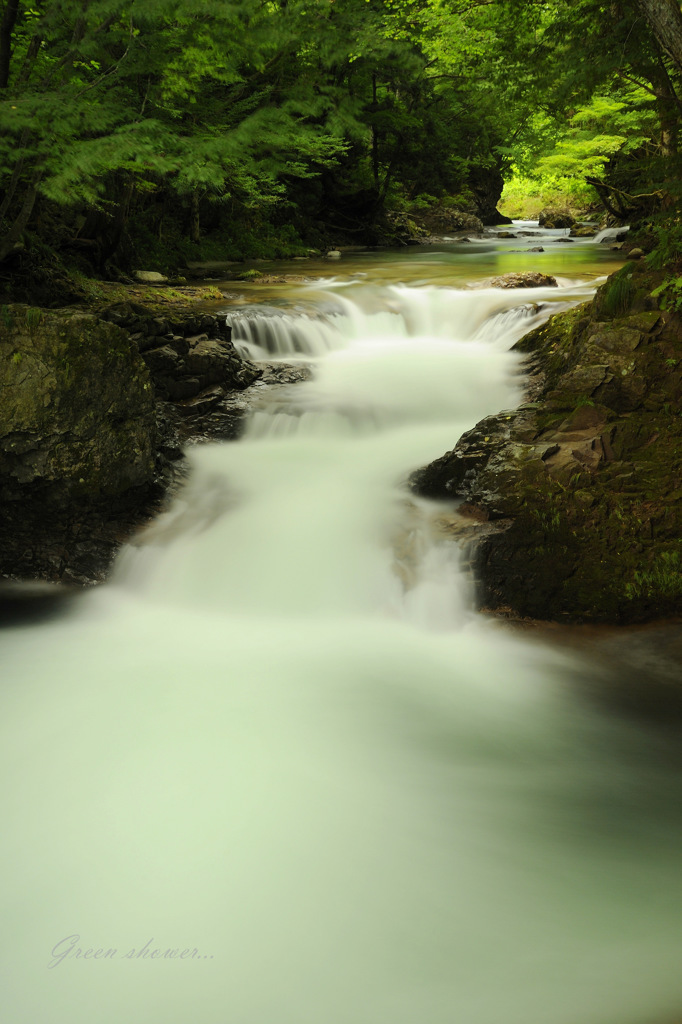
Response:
[487,272,558,289]
[175,385,225,417]
[412,261,682,623]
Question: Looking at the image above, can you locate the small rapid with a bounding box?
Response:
[2,270,682,1024]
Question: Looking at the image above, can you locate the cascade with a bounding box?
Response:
[592,226,631,244]
[2,274,682,1024]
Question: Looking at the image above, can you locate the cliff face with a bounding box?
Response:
[412,262,682,623]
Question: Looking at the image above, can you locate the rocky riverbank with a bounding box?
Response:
[0,300,263,584]
[412,259,682,623]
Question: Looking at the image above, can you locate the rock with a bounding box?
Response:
[467,164,512,225]
[487,272,558,289]
[495,231,517,239]
[538,209,575,229]
[628,248,645,259]
[0,580,81,626]
[142,345,182,375]
[554,237,574,243]
[233,269,263,281]
[0,306,161,584]
[327,250,342,258]
[0,307,155,498]
[411,207,484,236]
[134,271,169,284]
[412,264,682,623]
[571,226,597,237]
[175,385,225,416]
[185,261,237,277]
[184,338,236,382]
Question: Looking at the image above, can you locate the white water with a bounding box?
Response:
[593,226,630,244]
[3,280,682,1024]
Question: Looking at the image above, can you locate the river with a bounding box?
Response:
[3,226,682,1024]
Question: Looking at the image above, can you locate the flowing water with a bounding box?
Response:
[3,232,682,1024]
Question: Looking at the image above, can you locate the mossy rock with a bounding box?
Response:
[0,305,156,499]
[414,263,682,622]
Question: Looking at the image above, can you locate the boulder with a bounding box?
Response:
[134,270,169,284]
[467,164,513,225]
[0,306,160,584]
[538,209,575,229]
[0,302,263,584]
[410,204,484,236]
[487,272,558,289]
[0,307,155,499]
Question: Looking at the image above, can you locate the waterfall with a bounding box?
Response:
[3,278,682,1024]
[226,307,342,359]
[593,225,630,244]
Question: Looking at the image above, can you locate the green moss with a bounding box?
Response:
[24,307,43,331]
[596,264,637,317]
[625,549,682,601]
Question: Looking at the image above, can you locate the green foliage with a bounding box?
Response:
[598,267,637,317]
[24,307,42,329]
[0,0,681,267]
[645,225,682,270]
[625,550,682,601]
[500,172,596,218]
[651,276,682,312]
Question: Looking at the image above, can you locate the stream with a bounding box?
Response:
[3,226,682,1024]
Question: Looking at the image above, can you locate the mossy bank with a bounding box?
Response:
[412,260,682,623]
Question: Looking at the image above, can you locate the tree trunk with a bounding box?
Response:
[189,191,201,243]
[0,171,43,262]
[0,127,31,222]
[637,0,682,76]
[371,74,380,190]
[0,0,20,89]
[643,54,682,155]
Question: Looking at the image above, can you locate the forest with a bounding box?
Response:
[2,0,682,292]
